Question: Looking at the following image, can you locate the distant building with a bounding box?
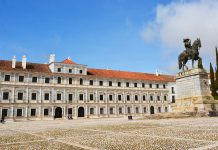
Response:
[0,54,175,120]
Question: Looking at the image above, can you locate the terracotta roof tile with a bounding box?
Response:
[62,59,76,64]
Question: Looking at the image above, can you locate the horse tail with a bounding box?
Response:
[178,54,182,70]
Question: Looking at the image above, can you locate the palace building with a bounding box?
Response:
[0,54,176,121]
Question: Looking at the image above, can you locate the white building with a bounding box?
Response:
[0,54,176,121]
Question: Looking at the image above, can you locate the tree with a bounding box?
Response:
[215,47,218,96]
[210,63,216,97]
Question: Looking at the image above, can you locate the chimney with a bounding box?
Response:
[49,53,55,63]
[156,69,159,76]
[12,56,16,68]
[22,55,27,69]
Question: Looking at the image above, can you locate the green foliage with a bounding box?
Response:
[210,63,216,97]
[216,47,218,94]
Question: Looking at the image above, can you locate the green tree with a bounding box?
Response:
[215,47,218,96]
[210,63,216,97]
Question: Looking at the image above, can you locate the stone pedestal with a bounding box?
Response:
[172,68,215,113]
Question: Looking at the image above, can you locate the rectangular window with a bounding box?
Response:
[68,108,72,115]
[32,77,37,83]
[18,93,23,100]
[158,107,161,113]
[45,77,50,83]
[19,76,24,82]
[44,109,49,116]
[57,94,61,100]
[31,93,37,100]
[119,107,122,114]
[79,94,83,100]
[89,80,93,86]
[118,82,121,87]
[149,84,152,88]
[171,87,175,94]
[109,95,113,101]
[172,96,175,103]
[163,84,166,89]
[69,78,72,84]
[118,95,122,101]
[157,96,160,101]
[135,95,138,101]
[44,93,49,100]
[136,107,139,113]
[31,109,36,116]
[165,107,168,112]
[2,109,8,117]
[142,83,145,88]
[134,83,137,87]
[90,94,94,100]
[127,95,130,101]
[126,82,129,87]
[3,92,9,100]
[156,84,159,88]
[4,75,10,81]
[57,77,61,84]
[109,81,112,86]
[79,70,83,74]
[17,109,22,117]
[143,95,146,101]
[57,68,61,72]
[90,108,94,115]
[150,95,153,101]
[79,78,83,85]
[100,95,104,101]
[69,69,72,73]
[68,94,73,101]
[100,108,104,114]
[127,107,131,114]
[110,107,113,114]
[99,81,103,86]
[164,96,167,101]
[144,107,146,113]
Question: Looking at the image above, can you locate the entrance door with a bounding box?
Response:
[150,106,155,114]
[55,107,62,118]
[78,107,85,117]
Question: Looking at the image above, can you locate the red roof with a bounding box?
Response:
[62,59,76,64]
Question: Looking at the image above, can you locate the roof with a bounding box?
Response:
[0,60,175,82]
[61,58,76,64]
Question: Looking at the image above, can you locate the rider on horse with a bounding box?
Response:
[183,38,192,56]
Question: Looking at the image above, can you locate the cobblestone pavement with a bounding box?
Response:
[0,117,218,150]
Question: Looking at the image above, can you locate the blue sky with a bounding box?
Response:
[0,0,216,74]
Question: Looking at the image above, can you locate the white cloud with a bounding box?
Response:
[141,0,218,66]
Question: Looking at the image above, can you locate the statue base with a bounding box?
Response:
[172,68,217,113]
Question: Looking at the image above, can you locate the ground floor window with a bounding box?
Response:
[2,109,8,117]
[3,92,9,100]
[172,96,175,103]
[127,107,131,114]
[100,108,104,114]
[144,107,146,113]
[90,108,94,115]
[158,107,161,113]
[18,93,23,100]
[165,107,168,112]
[109,107,113,114]
[17,109,22,117]
[119,107,122,114]
[44,109,49,116]
[136,107,139,113]
[68,108,72,115]
[31,109,36,116]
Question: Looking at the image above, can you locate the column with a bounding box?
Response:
[86,105,89,118]
[10,106,14,118]
[51,106,54,117]
[11,87,15,103]
[26,88,29,103]
[0,107,2,118]
[74,105,78,118]
[63,106,66,118]
[25,106,28,118]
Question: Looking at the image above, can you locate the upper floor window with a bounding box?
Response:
[136,107,139,113]
[79,94,83,100]
[163,84,166,89]
[4,75,10,81]
[89,80,93,86]
[119,107,122,114]
[118,82,121,87]
[142,83,145,88]
[149,84,152,88]
[80,78,83,85]
[143,95,146,101]
[68,94,73,101]
[134,83,137,87]
[135,95,138,101]
[100,108,104,114]
[31,93,37,100]
[126,82,129,87]
[171,87,175,94]
[31,109,36,116]
[3,92,9,100]
[109,81,112,86]
[150,95,153,101]
[156,84,159,88]
[45,77,50,84]
[90,94,94,101]
[44,93,49,100]
[109,107,113,114]
[90,108,94,115]
[69,69,72,73]
[109,95,113,101]
[126,95,130,101]
[44,109,49,116]
[157,96,160,101]
[57,68,61,72]
[164,95,167,101]
[57,77,61,84]
[19,76,24,82]
[57,93,62,100]
[79,70,83,74]
[100,95,104,101]
[18,93,23,100]
[69,78,72,84]
[172,96,175,103]
[118,95,122,101]
[99,81,103,86]
[32,77,37,83]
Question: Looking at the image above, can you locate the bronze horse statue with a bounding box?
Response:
[178,38,202,71]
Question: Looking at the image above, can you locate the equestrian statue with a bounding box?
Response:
[178,38,203,71]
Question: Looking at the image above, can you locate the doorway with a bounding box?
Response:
[78,107,85,117]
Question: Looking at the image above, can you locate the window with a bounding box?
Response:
[44,109,49,116]
[119,107,122,114]
[45,77,50,83]
[100,95,104,101]
[142,83,145,88]
[172,96,175,103]
[127,107,131,114]
[109,81,112,86]
[150,95,153,101]
[163,84,166,89]
[18,93,23,100]
[118,82,121,87]
[118,95,122,101]
[99,81,103,86]
[109,95,113,101]
[135,95,138,101]
[69,69,72,73]
[127,95,130,101]
[89,80,93,85]
[4,75,10,81]
[79,70,83,74]
[44,93,49,100]
[164,95,167,101]
[100,108,104,114]
[109,107,113,114]
[19,76,24,82]
[3,92,9,100]
[68,108,72,115]
[31,93,37,100]
[158,107,161,113]
[80,78,83,85]
[31,109,36,116]
[144,107,146,113]
[143,95,146,101]
[171,87,175,93]
[68,94,73,101]
[90,94,94,101]
[157,96,160,101]
[90,108,94,115]
[126,82,129,87]
[2,109,8,117]
[134,83,137,87]
[136,107,139,113]
[57,77,61,84]
[17,109,22,117]
[79,94,83,100]
[156,84,159,88]
[57,68,61,72]
[165,107,168,112]
[32,77,37,83]
[57,94,61,100]
[69,78,72,84]
[149,84,152,88]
